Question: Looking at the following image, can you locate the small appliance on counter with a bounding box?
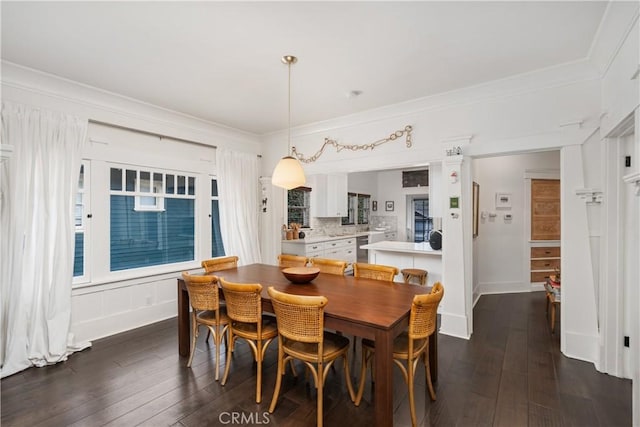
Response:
[429,230,442,250]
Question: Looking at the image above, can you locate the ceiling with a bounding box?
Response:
[1,1,608,135]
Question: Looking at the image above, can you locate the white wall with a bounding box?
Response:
[472,151,560,297]
[347,171,378,195]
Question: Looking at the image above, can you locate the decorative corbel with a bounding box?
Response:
[575,188,603,204]
[622,172,640,196]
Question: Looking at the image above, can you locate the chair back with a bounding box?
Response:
[278,254,308,268]
[310,257,348,275]
[267,287,327,344]
[353,263,398,281]
[408,282,444,340]
[202,256,239,273]
[182,272,220,311]
[219,278,262,324]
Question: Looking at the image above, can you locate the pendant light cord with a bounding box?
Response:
[287,60,292,155]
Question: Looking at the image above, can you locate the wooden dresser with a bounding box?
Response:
[530,246,561,282]
[530,179,560,283]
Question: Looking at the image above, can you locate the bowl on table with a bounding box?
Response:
[281,267,320,284]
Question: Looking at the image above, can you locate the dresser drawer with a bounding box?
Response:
[325,238,355,250]
[531,271,553,282]
[531,259,560,271]
[531,247,560,258]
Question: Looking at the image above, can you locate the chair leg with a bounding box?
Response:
[424,345,436,400]
[187,314,198,368]
[221,331,235,386]
[317,361,324,427]
[355,346,369,406]
[269,345,286,413]
[213,325,221,381]
[342,353,356,402]
[408,355,417,427]
[256,340,263,403]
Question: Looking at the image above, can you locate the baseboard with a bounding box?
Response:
[477,281,545,295]
[71,301,177,343]
[439,311,470,339]
[564,330,600,366]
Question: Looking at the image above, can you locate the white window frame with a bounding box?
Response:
[73,160,90,284]
[210,175,225,257]
[108,164,198,273]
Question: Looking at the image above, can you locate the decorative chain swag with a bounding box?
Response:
[291,125,413,164]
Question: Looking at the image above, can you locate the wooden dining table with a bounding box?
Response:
[177,263,437,427]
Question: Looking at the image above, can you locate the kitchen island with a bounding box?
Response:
[360,240,442,286]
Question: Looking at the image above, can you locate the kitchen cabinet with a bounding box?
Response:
[384,231,397,241]
[308,174,348,217]
[282,236,356,272]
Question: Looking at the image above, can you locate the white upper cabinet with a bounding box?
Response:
[309,174,348,217]
[601,18,639,136]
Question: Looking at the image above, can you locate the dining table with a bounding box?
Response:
[176,263,438,427]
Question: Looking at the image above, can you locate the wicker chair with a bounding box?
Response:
[267,287,356,427]
[355,282,444,427]
[201,255,239,273]
[310,257,348,275]
[219,278,278,403]
[181,272,229,381]
[353,262,399,282]
[277,254,308,268]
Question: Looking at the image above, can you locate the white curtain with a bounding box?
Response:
[1,102,88,378]
[216,148,262,265]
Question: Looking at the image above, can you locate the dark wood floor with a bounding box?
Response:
[1,292,632,426]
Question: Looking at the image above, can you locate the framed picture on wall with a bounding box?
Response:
[385,201,394,211]
[372,201,378,211]
[495,192,511,209]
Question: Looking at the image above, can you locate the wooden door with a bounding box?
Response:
[531,179,560,240]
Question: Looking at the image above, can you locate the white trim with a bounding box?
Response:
[622,171,640,196]
[564,330,600,364]
[438,311,470,340]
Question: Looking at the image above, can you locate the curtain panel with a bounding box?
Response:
[216,148,262,265]
[1,102,88,378]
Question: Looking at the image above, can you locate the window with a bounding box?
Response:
[287,186,311,228]
[73,162,89,280]
[412,198,433,243]
[342,193,357,225]
[342,193,370,225]
[357,194,370,224]
[109,166,196,271]
[211,177,225,257]
[402,169,429,188]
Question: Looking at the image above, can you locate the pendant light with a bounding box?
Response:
[271,55,306,190]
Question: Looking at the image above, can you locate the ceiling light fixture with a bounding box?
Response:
[271,55,306,190]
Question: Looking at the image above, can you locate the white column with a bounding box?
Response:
[560,145,599,362]
[440,155,472,338]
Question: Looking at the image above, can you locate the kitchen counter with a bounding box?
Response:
[282,231,384,244]
[362,240,442,286]
[361,240,442,255]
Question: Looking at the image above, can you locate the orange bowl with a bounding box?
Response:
[281,267,320,284]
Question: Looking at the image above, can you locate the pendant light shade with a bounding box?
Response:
[272,155,306,190]
[272,55,306,190]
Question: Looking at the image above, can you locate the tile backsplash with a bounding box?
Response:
[301,215,397,238]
